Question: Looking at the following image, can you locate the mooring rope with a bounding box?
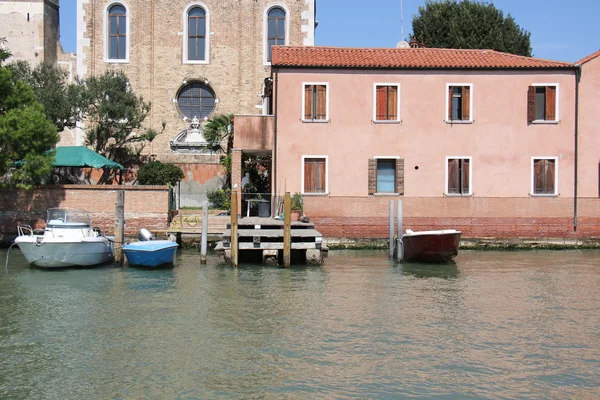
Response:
[5,243,17,273]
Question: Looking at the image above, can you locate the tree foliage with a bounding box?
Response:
[0,39,58,188]
[7,60,82,131]
[81,71,163,167]
[203,114,234,189]
[411,0,532,56]
[137,161,184,187]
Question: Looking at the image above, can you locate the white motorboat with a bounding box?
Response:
[14,208,114,268]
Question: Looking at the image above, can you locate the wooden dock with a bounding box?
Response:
[214,217,328,266]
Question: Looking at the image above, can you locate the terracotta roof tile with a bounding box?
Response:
[575,49,600,65]
[271,46,573,69]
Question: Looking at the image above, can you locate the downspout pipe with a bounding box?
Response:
[273,67,279,217]
[574,65,581,232]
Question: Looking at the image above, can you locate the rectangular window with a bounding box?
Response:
[303,157,327,194]
[446,157,471,195]
[303,84,328,121]
[368,158,404,195]
[374,85,399,121]
[532,158,557,195]
[528,85,557,122]
[377,159,396,193]
[446,84,471,122]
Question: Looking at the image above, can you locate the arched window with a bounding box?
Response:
[177,82,216,120]
[187,7,206,61]
[267,7,286,62]
[108,4,127,60]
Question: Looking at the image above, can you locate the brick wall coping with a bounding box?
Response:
[1,185,170,191]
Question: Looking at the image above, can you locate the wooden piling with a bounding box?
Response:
[114,190,125,265]
[230,190,239,267]
[283,192,291,267]
[397,200,403,262]
[200,200,208,265]
[389,200,394,259]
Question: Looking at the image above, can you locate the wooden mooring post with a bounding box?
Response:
[114,190,125,265]
[397,200,404,262]
[283,192,291,268]
[389,200,395,260]
[200,201,208,265]
[230,190,239,267]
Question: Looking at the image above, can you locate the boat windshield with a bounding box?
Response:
[46,208,92,226]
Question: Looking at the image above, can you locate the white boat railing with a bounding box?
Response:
[17,225,34,237]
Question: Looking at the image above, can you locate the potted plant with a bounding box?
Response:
[290,192,303,221]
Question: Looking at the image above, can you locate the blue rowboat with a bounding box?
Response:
[123,240,179,267]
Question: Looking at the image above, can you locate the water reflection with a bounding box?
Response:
[396,261,459,279]
[0,249,599,399]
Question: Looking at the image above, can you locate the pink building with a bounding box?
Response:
[233,46,600,241]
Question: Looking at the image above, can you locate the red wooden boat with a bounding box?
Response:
[401,229,461,262]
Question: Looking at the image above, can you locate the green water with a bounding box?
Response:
[1,249,598,399]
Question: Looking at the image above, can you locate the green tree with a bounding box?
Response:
[81,71,163,168]
[0,40,58,188]
[137,161,184,187]
[411,0,532,56]
[203,114,233,189]
[7,60,82,131]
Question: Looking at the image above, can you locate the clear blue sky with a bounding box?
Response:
[59,0,600,63]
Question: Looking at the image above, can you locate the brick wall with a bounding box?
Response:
[0,185,170,238]
[305,196,600,239]
[80,0,314,159]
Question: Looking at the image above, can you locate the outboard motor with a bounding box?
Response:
[139,228,155,241]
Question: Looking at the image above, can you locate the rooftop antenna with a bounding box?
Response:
[396,0,410,48]
[400,0,404,40]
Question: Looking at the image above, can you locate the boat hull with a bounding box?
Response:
[15,237,113,268]
[123,240,179,267]
[401,230,461,263]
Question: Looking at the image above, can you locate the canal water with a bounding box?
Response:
[1,249,598,399]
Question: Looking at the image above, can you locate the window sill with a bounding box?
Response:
[531,120,559,125]
[183,60,209,65]
[445,120,473,124]
[302,119,330,123]
[302,192,328,196]
[530,193,558,197]
[373,120,401,124]
[373,192,400,196]
[104,59,129,64]
[444,193,473,197]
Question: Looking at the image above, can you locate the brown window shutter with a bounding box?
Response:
[546,86,556,121]
[448,159,459,193]
[448,85,453,120]
[388,86,398,120]
[304,159,314,193]
[376,86,387,120]
[316,85,327,120]
[315,158,326,193]
[533,159,544,194]
[462,86,471,121]
[396,158,404,195]
[304,85,313,120]
[368,159,377,195]
[545,159,555,194]
[527,86,536,123]
[461,159,470,194]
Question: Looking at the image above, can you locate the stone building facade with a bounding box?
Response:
[0,0,60,65]
[77,0,316,205]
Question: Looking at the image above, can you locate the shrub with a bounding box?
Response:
[206,188,231,209]
[137,161,184,187]
[291,192,303,211]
